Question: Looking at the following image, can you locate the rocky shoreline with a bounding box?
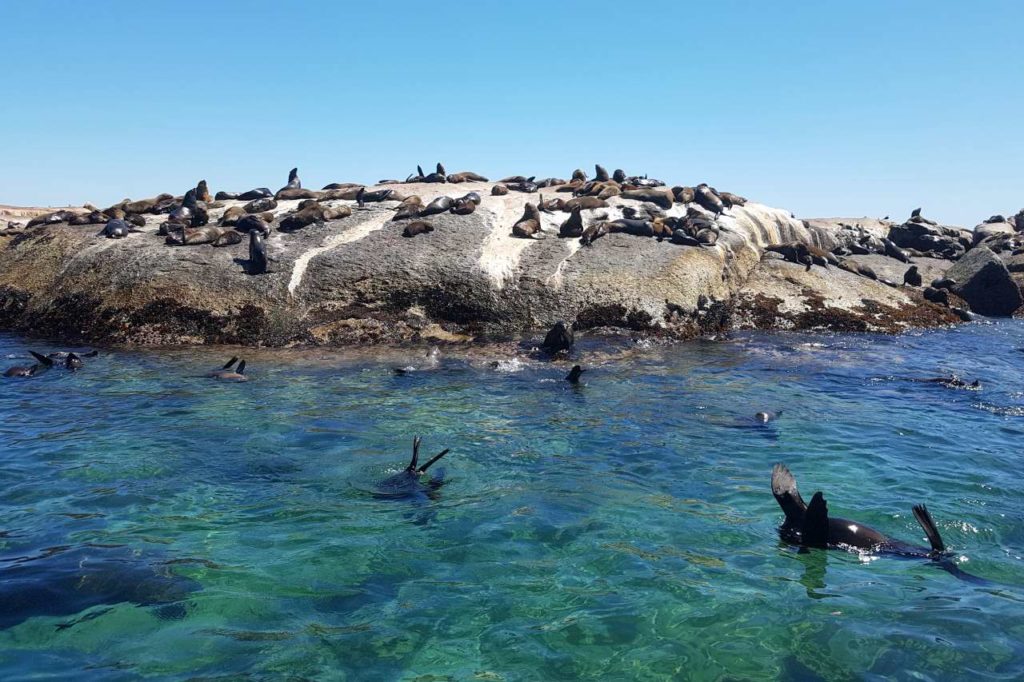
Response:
[0,168,1020,347]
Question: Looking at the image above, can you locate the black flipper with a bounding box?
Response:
[222,356,238,370]
[406,436,421,472]
[417,448,450,474]
[29,351,54,367]
[771,463,807,525]
[236,360,246,375]
[417,165,424,178]
[802,492,830,548]
[912,504,946,555]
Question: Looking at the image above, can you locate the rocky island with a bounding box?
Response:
[1,165,1020,347]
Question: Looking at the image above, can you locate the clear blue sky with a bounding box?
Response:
[2,1,1022,226]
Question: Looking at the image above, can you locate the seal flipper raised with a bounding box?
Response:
[802,492,830,548]
[771,463,807,526]
[912,504,946,555]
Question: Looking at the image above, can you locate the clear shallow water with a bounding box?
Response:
[1,323,1023,681]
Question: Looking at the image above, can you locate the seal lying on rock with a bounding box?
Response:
[374,437,451,500]
[446,171,489,183]
[418,195,454,217]
[97,218,140,239]
[402,221,434,238]
[771,463,951,561]
[393,196,424,220]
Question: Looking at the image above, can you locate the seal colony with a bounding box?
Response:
[0,161,1020,347]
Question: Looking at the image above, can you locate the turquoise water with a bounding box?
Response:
[1,324,1023,681]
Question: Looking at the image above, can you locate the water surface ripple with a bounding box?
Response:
[1,323,1022,680]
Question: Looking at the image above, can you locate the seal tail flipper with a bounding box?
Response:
[29,351,53,367]
[417,448,450,474]
[802,492,830,548]
[222,356,238,370]
[407,436,421,472]
[771,463,807,524]
[912,504,946,555]
[236,360,246,375]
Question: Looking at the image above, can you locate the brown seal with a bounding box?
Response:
[620,188,674,209]
[447,171,489,183]
[402,220,435,238]
[393,196,424,221]
[594,164,610,182]
[559,206,584,238]
[719,191,747,207]
[195,180,212,203]
[244,197,277,213]
[694,184,726,215]
[580,221,609,246]
[275,188,321,201]
[673,186,695,203]
[491,184,509,196]
[512,203,543,239]
[322,182,362,190]
[220,206,246,226]
[213,230,244,246]
[564,196,608,211]
[571,168,587,183]
[451,197,477,215]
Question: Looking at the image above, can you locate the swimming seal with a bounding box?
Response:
[4,351,53,377]
[903,265,922,287]
[248,230,268,274]
[206,357,239,378]
[771,463,957,565]
[512,203,543,239]
[541,321,574,354]
[211,359,248,382]
[374,436,451,500]
[565,365,585,384]
[402,221,435,238]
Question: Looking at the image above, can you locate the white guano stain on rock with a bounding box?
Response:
[476,194,539,289]
[287,209,391,297]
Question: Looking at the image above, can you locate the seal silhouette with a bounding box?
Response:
[771,463,948,559]
[374,437,451,500]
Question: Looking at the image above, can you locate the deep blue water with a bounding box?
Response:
[1,323,1023,680]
